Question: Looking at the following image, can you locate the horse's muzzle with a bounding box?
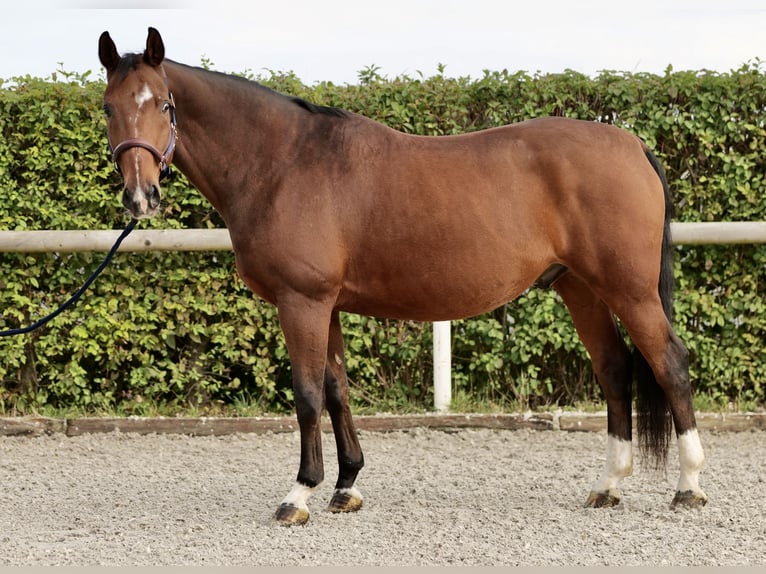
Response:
[123,184,161,219]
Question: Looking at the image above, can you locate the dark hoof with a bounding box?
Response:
[584,490,621,508]
[328,488,363,514]
[671,490,708,509]
[273,503,309,526]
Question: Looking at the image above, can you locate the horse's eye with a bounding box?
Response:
[161,102,170,114]
[103,103,113,118]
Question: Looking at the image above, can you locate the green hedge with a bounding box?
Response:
[0,63,764,414]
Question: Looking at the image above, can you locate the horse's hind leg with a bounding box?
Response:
[324,310,365,513]
[613,299,707,508]
[554,273,634,507]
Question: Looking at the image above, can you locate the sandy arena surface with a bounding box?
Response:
[0,426,763,566]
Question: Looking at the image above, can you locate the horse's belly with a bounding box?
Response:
[337,257,543,321]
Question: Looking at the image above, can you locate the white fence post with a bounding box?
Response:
[433,320,452,412]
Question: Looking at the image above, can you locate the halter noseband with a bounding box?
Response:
[108,66,177,181]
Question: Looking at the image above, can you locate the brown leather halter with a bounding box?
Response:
[108,67,177,181]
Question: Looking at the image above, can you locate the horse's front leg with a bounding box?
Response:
[324,310,365,514]
[273,297,333,526]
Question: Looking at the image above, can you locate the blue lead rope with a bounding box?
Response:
[0,218,139,337]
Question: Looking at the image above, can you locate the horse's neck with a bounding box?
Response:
[164,61,296,219]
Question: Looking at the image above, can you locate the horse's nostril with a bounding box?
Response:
[149,185,161,209]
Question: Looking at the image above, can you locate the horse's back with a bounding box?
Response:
[344,115,661,234]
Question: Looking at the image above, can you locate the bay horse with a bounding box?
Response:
[98,28,707,526]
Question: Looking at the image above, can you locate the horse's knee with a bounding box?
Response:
[294,383,323,422]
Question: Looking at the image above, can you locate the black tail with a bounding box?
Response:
[634,149,674,468]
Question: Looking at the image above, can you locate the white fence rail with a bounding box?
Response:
[2,221,766,253]
[0,228,232,253]
[1,221,765,411]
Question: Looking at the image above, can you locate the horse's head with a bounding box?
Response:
[98,27,176,219]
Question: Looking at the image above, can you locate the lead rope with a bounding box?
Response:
[0,218,139,337]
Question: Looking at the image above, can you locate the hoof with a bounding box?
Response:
[584,490,621,508]
[671,490,708,510]
[273,503,310,526]
[328,487,363,514]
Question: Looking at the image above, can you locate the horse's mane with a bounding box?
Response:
[289,97,347,118]
[210,69,349,118]
[115,56,348,119]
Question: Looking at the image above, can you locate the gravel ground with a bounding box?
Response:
[0,426,763,566]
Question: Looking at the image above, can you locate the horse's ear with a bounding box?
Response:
[144,27,165,67]
[98,31,120,73]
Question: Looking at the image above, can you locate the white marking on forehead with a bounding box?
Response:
[133,153,141,192]
[135,83,154,108]
[130,84,154,177]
